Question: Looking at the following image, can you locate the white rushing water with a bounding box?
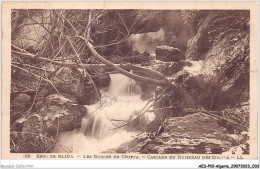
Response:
[53,74,155,153]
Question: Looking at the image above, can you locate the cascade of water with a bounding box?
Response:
[53,74,155,153]
[107,74,142,96]
[81,74,147,138]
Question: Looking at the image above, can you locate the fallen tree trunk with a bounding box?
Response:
[87,42,172,87]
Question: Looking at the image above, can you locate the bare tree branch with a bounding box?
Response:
[87,42,171,86]
[11,64,59,92]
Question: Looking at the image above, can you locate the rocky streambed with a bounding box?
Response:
[113,109,249,154]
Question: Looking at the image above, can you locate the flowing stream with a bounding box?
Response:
[53,74,155,153]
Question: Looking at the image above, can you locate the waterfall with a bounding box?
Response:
[108,74,142,95]
[53,74,155,153]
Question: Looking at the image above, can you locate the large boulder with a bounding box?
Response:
[37,94,87,135]
[51,66,99,105]
[93,74,110,88]
[18,94,87,153]
[155,46,183,62]
[93,72,111,88]
[115,113,239,154]
[140,113,236,154]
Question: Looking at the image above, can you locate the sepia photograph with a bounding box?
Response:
[8,8,253,155]
[1,3,258,167]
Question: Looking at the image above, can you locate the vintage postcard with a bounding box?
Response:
[1,1,259,166]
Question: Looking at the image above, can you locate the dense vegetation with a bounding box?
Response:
[11,9,249,154]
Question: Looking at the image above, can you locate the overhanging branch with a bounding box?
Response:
[86,42,171,86]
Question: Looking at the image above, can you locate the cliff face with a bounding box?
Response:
[184,10,250,109]
[134,10,250,109]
